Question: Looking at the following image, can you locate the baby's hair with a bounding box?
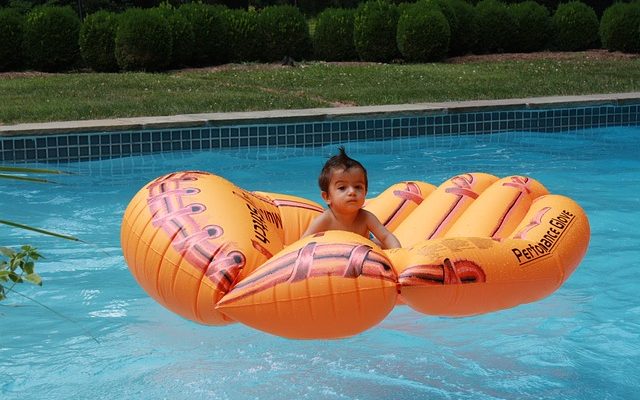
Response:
[318,146,368,192]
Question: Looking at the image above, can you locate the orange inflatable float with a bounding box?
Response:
[121,171,590,339]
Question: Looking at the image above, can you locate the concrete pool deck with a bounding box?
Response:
[2,92,640,137]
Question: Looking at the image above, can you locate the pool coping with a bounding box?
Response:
[2,92,640,137]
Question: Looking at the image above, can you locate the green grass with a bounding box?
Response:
[1,53,640,125]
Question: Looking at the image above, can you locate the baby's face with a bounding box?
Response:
[322,167,367,213]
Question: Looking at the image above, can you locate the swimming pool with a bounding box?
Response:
[1,125,639,399]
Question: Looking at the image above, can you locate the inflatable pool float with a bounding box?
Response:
[121,171,590,339]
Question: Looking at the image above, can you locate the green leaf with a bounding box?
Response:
[23,261,35,275]
[0,270,9,281]
[22,246,42,260]
[0,247,16,258]
[8,272,22,283]
[23,273,42,286]
[0,220,81,242]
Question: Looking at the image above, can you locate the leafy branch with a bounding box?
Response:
[0,245,42,301]
[0,165,100,342]
[0,164,77,301]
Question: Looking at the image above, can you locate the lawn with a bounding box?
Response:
[1,50,639,125]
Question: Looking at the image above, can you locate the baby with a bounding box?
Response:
[303,147,401,249]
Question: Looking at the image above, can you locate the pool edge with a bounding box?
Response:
[2,92,640,137]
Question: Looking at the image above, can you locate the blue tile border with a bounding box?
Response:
[1,100,639,163]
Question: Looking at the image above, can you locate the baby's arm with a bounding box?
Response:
[364,210,401,249]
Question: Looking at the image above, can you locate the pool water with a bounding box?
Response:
[1,127,639,399]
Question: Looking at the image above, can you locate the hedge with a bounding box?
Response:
[397,2,450,62]
[552,1,599,51]
[600,2,640,53]
[79,10,119,72]
[509,1,552,53]
[473,0,516,54]
[354,0,400,62]
[0,1,630,72]
[227,9,261,62]
[0,8,24,71]
[23,6,81,72]
[447,0,476,56]
[114,8,172,71]
[313,7,357,61]
[178,3,231,66]
[258,5,312,62]
[153,6,195,68]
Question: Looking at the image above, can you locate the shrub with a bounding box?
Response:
[600,2,640,53]
[473,0,516,54]
[397,1,413,15]
[313,8,357,61]
[178,3,231,66]
[509,1,552,53]
[298,0,329,16]
[115,8,172,71]
[419,0,458,50]
[0,8,24,71]
[227,9,261,62]
[353,0,400,62]
[22,6,81,72]
[414,0,474,56]
[81,0,131,15]
[79,11,119,72]
[258,5,312,62]
[552,1,599,51]
[3,1,34,15]
[447,0,476,56]
[397,3,450,62]
[331,0,361,7]
[420,0,458,29]
[153,6,195,68]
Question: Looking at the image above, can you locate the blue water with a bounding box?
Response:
[1,127,639,399]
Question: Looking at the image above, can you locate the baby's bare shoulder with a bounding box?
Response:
[360,209,379,221]
[314,210,335,225]
[304,209,333,236]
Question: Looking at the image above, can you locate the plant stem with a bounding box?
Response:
[5,287,101,344]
